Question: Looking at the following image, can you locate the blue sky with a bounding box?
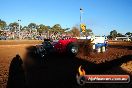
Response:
[0,0,132,35]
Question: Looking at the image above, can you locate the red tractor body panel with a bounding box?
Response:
[52,38,77,53]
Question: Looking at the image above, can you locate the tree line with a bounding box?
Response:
[0,19,93,37]
[1,19,131,38]
[0,19,67,34]
[108,30,132,39]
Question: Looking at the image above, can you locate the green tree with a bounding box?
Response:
[117,33,125,37]
[9,22,19,32]
[21,26,30,32]
[51,24,64,34]
[37,24,49,34]
[28,23,37,32]
[110,30,117,39]
[64,28,70,31]
[0,19,6,30]
[125,32,132,36]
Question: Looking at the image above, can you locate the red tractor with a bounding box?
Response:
[35,36,79,59]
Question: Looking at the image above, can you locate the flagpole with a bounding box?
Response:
[18,20,21,40]
[80,8,83,36]
[80,8,82,26]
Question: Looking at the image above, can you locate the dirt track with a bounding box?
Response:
[0,44,31,88]
[0,40,132,88]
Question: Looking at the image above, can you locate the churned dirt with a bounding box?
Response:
[0,40,132,88]
[0,40,43,88]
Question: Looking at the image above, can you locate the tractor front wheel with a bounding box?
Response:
[67,43,78,56]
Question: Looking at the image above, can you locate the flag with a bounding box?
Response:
[80,8,83,13]
[80,8,83,11]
